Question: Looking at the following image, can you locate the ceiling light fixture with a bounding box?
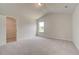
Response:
[33,3,46,8]
[38,3,41,6]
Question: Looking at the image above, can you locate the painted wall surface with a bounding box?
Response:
[0,15,6,46]
[16,15,36,40]
[72,4,79,49]
[37,13,72,41]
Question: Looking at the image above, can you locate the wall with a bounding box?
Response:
[0,15,6,46]
[37,13,72,41]
[0,14,36,45]
[72,4,79,49]
[16,15,36,40]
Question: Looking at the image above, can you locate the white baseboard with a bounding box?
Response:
[73,41,79,50]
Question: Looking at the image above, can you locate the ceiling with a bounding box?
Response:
[46,3,78,14]
[0,3,78,21]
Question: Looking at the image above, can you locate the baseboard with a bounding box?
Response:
[73,41,79,50]
[37,35,72,42]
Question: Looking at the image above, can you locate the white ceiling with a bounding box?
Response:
[0,3,78,20]
[46,3,78,14]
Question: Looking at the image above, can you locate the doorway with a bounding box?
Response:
[6,16,16,43]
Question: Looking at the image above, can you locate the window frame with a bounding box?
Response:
[38,21,44,33]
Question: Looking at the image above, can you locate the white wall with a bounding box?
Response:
[37,13,72,41]
[16,15,36,40]
[72,4,79,49]
[0,15,6,46]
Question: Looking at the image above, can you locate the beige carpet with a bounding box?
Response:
[0,37,79,55]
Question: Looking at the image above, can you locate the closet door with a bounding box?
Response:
[6,17,16,43]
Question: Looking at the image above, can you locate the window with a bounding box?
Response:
[38,21,44,32]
